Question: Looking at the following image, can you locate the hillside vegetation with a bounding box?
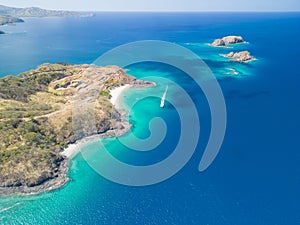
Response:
[0,63,136,188]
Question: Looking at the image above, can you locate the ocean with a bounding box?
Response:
[0,12,299,224]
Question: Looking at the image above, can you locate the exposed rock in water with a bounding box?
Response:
[0,30,4,34]
[211,38,225,47]
[222,36,244,44]
[221,51,256,62]
[211,35,245,46]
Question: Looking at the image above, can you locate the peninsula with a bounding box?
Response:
[0,15,24,34]
[0,15,24,26]
[0,63,154,196]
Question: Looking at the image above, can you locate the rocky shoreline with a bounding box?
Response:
[0,15,24,26]
[0,159,69,196]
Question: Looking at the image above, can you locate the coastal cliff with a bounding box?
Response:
[0,63,154,195]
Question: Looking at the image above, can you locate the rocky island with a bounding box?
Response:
[211,35,245,47]
[221,50,256,62]
[0,63,154,196]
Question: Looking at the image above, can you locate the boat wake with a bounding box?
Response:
[160,85,168,108]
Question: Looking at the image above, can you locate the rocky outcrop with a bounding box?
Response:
[221,51,256,62]
[222,36,244,44]
[0,30,4,34]
[0,159,69,196]
[211,35,245,47]
[211,38,225,47]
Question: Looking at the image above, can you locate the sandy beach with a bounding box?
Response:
[61,84,131,159]
[61,142,83,158]
[109,84,131,109]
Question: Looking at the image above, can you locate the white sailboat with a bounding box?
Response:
[160,85,168,108]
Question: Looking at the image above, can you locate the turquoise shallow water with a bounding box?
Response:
[0,12,299,224]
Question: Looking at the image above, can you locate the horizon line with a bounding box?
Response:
[88,10,300,13]
[1,4,300,13]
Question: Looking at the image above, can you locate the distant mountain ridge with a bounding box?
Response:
[0,4,93,17]
[0,4,93,33]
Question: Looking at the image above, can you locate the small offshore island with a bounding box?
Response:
[210,35,245,47]
[221,51,256,63]
[0,63,154,196]
[210,35,256,63]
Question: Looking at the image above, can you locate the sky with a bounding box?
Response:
[0,0,299,12]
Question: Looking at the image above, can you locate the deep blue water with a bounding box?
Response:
[0,12,299,225]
